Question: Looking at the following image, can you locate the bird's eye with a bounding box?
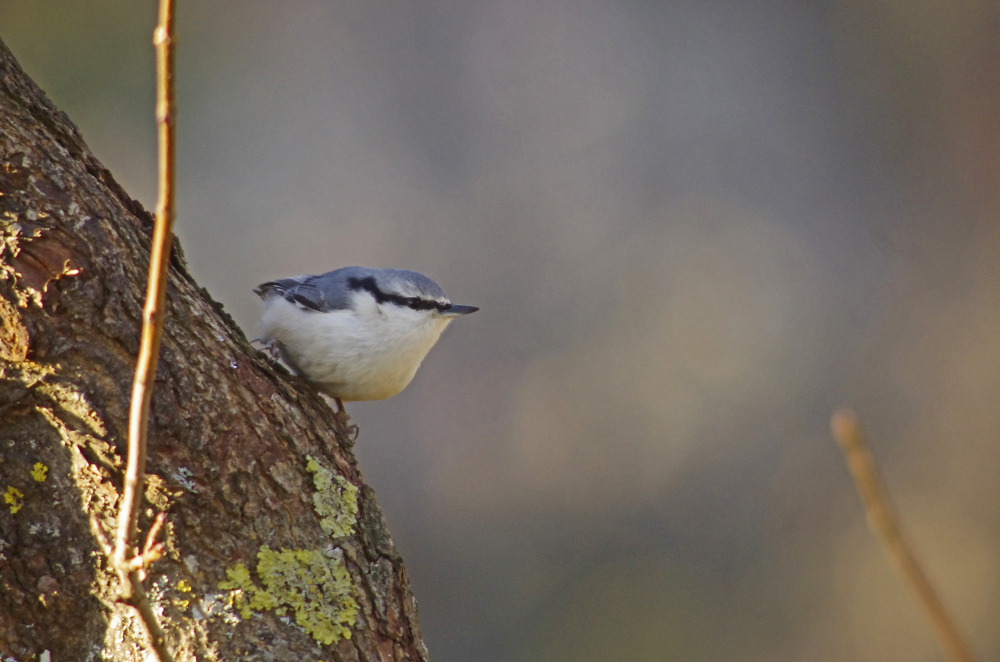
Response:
[407,297,421,309]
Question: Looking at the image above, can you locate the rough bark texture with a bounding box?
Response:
[0,38,430,662]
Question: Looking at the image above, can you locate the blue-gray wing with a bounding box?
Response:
[254,269,359,312]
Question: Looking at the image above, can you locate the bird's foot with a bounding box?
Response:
[251,338,284,365]
[332,398,359,445]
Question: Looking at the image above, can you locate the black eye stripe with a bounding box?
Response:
[347,276,451,313]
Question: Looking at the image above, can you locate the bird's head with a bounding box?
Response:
[346,269,479,325]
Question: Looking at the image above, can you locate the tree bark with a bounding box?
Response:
[0,37,430,662]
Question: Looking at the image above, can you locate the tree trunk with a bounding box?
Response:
[0,37,430,662]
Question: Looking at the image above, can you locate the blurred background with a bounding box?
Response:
[3,1,999,659]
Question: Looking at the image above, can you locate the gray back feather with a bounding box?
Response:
[255,266,449,312]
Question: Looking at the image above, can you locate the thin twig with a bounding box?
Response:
[143,511,168,556]
[830,409,978,662]
[115,0,176,570]
[104,1,178,660]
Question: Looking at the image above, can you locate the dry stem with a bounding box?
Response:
[830,409,978,662]
[102,1,177,660]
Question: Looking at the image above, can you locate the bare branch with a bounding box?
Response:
[830,409,978,662]
[123,578,175,662]
[102,0,177,660]
[114,0,176,572]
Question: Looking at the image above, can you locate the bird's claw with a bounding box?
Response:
[251,338,284,365]
[332,398,359,446]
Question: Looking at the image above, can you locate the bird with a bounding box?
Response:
[254,266,478,412]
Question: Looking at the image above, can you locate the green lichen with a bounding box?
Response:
[172,578,193,609]
[218,563,256,619]
[257,546,358,644]
[306,456,358,538]
[4,486,23,514]
[218,547,359,645]
[216,457,361,644]
[31,462,48,482]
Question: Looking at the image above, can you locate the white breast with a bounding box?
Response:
[259,296,452,401]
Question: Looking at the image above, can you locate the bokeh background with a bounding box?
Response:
[3,1,999,660]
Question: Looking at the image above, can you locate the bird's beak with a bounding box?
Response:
[441,304,479,317]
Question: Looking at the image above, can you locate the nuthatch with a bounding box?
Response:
[255,267,477,410]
